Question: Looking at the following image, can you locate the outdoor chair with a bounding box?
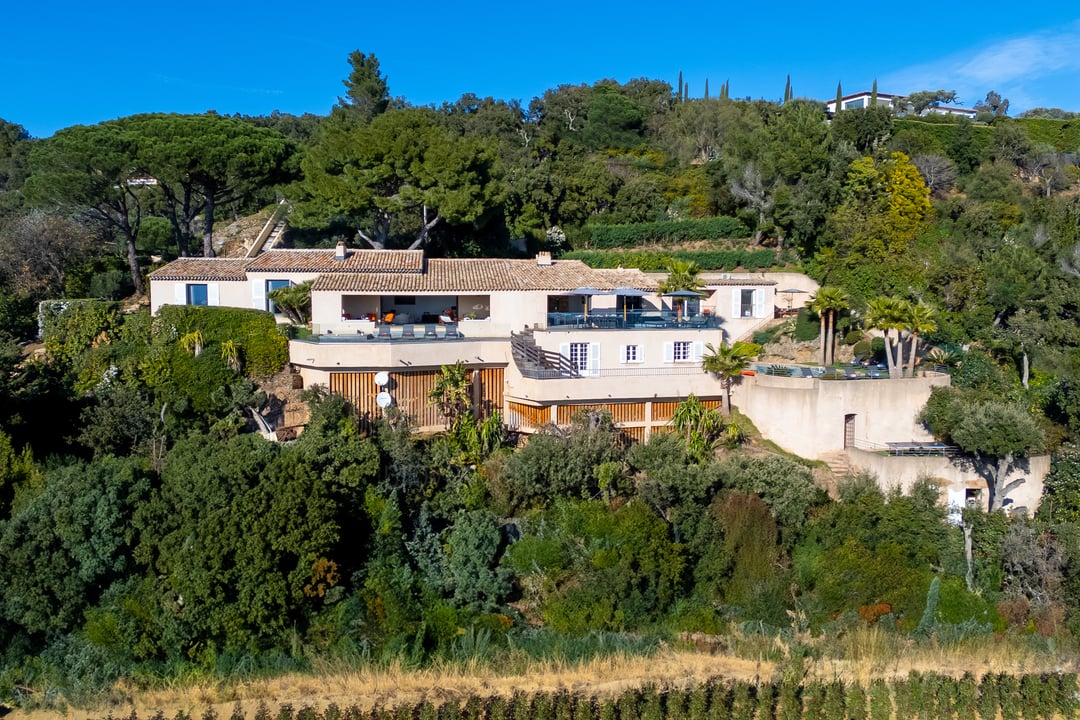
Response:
[376,325,390,339]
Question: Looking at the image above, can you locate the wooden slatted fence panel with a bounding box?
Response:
[506,401,551,430]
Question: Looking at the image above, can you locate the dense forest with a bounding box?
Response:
[2,52,1080,711]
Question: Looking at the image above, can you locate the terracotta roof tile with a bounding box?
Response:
[148,258,249,281]
[246,248,423,273]
[312,259,658,293]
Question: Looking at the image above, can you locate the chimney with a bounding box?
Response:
[333,240,347,261]
[536,251,553,266]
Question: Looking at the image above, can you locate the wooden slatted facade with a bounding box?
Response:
[556,402,647,426]
[331,367,504,429]
[652,398,721,422]
[505,401,552,430]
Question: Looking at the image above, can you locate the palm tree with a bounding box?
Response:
[179,330,204,357]
[702,341,756,415]
[428,361,472,430]
[903,302,938,377]
[865,296,909,378]
[809,286,850,366]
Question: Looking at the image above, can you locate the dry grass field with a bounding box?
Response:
[9,628,1076,720]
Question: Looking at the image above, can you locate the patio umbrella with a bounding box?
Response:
[662,289,706,322]
[777,287,808,310]
[612,287,649,322]
[566,286,605,319]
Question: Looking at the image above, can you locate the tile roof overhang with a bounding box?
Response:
[148,258,249,281]
[312,259,658,294]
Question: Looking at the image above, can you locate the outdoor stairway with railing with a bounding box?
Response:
[245,199,290,258]
[510,329,580,379]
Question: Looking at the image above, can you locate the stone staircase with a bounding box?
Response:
[821,450,854,478]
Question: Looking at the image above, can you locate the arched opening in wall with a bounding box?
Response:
[843,413,856,449]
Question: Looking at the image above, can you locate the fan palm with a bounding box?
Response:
[903,301,938,376]
[809,286,850,366]
[702,341,756,415]
[865,296,909,378]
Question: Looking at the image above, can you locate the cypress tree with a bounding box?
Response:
[835,81,843,112]
[572,697,595,720]
[704,79,709,100]
[678,71,684,103]
[687,683,710,720]
[754,683,777,720]
[802,681,826,719]
[708,682,733,719]
[487,696,508,720]
[823,681,846,720]
[845,682,868,720]
[665,687,689,720]
[509,692,531,720]
[783,74,792,103]
[870,79,879,107]
[553,690,575,720]
[731,682,755,720]
[868,678,891,720]
[976,673,998,720]
[777,681,802,720]
[998,673,1021,720]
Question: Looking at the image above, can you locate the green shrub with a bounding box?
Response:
[793,308,820,342]
[155,305,288,377]
[586,217,750,248]
[562,248,780,272]
[842,329,864,346]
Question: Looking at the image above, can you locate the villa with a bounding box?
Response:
[149,244,776,439]
[148,244,1047,513]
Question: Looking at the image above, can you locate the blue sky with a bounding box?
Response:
[3,2,1079,138]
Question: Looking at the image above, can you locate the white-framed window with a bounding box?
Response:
[176,282,218,307]
[561,342,600,376]
[664,341,704,363]
[266,279,290,313]
[620,344,643,364]
[569,342,590,371]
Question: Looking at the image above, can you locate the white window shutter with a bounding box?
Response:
[664,342,674,363]
[560,343,570,359]
[619,345,628,364]
[207,284,220,306]
[692,342,704,362]
[754,289,765,317]
[253,280,266,310]
[588,343,600,376]
[174,284,186,305]
[731,289,740,318]
[635,346,645,364]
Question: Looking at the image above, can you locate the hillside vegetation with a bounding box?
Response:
[1,56,1080,713]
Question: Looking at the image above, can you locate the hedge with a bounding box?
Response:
[563,248,792,272]
[586,217,750,248]
[154,305,288,377]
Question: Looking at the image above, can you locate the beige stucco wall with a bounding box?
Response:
[246,271,320,313]
[846,449,1049,515]
[737,372,952,459]
[290,338,511,377]
[149,279,249,315]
